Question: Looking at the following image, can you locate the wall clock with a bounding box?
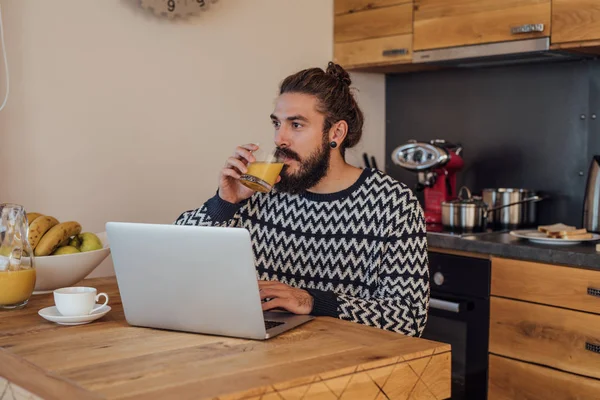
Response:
[141,0,218,18]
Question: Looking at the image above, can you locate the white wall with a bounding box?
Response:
[0,0,384,277]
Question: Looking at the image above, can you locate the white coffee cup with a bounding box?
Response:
[53,287,109,317]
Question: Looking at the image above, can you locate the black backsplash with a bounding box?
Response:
[385,60,600,227]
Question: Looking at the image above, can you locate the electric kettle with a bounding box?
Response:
[583,155,600,233]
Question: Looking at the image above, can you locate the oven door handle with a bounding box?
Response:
[430,297,461,313]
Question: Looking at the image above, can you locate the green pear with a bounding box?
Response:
[52,246,81,255]
[69,235,82,250]
[78,232,103,252]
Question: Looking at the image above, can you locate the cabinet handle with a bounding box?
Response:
[382,48,408,57]
[511,24,544,34]
[586,342,600,354]
[588,287,600,297]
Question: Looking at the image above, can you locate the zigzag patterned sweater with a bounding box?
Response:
[174,168,430,336]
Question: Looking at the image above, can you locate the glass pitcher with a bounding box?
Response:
[0,203,36,310]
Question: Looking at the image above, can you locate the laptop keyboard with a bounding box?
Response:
[264,320,285,330]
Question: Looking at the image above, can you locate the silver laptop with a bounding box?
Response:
[105,222,313,340]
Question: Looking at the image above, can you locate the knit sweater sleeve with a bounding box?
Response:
[307,194,430,336]
[173,192,245,227]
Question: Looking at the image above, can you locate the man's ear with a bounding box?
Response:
[329,120,348,146]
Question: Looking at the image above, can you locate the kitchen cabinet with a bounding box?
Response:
[491,257,600,314]
[334,1,414,70]
[488,355,600,399]
[333,0,600,71]
[489,297,600,380]
[413,0,551,51]
[552,0,600,49]
[488,257,600,399]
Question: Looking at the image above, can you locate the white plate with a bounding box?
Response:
[38,304,111,325]
[509,230,600,245]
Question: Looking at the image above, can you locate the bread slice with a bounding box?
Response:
[538,223,576,234]
[545,228,587,238]
[559,228,587,236]
[560,232,592,240]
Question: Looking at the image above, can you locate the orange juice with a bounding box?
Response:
[0,268,36,306]
[240,162,284,193]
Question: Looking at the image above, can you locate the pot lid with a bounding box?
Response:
[442,187,486,206]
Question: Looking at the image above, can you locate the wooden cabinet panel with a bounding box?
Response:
[552,0,600,44]
[489,297,600,379]
[414,0,551,50]
[335,34,412,67]
[335,0,411,15]
[491,257,600,315]
[334,3,413,43]
[488,354,600,400]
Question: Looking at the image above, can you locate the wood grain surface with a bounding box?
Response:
[0,277,450,400]
[491,257,600,315]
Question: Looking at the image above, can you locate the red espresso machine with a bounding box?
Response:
[391,140,464,228]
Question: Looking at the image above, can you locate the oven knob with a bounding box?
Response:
[433,272,444,286]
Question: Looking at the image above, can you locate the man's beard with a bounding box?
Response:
[274,135,330,195]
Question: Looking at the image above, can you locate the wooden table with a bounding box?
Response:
[0,277,451,400]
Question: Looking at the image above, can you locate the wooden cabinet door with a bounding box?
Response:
[334,35,412,68]
[491,257,600,315]
[414,0,551,51]
[335,3,413,43]
[552,0,600,44]
[488,355,600,400]
[334,1,414,69]
[335,0,409,15]
[489,297,600,380]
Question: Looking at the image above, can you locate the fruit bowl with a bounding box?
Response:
[33,232,111,293]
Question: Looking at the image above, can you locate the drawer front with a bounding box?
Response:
[335,3,413,43]
[414,0,551,51]
[552,0,600,44]
[335,34,412,67]
[489,297,600,379]
[491,257,600,314]
[488,354,600,400]
[335,0,411,15]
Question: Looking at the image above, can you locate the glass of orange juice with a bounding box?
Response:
[239,145,284,193]
[0,203,36,310]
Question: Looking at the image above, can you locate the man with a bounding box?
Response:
[175,62,429,336]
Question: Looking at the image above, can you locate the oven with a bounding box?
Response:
[422,252,491,400]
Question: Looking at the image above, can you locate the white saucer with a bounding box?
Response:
[32,290,53,295]
[38,304,111,325]
[510,230,600,245]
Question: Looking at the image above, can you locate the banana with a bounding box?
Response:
[26,212,43,225]
[35,221,82,256]
[28,216,59,250]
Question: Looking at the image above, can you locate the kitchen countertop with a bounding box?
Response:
[0,277,451,400]
[428,232,600,270]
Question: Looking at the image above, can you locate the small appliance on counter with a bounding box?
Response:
[391,139,464,226]
[583,155,600,233]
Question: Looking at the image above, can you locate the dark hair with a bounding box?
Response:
[279,62,364,156]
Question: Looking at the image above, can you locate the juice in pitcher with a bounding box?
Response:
[0,203,36,309]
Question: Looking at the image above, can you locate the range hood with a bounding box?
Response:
[413,38,586,68]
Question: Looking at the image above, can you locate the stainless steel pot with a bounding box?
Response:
[482,188,539,229]
[442,187,542,232]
